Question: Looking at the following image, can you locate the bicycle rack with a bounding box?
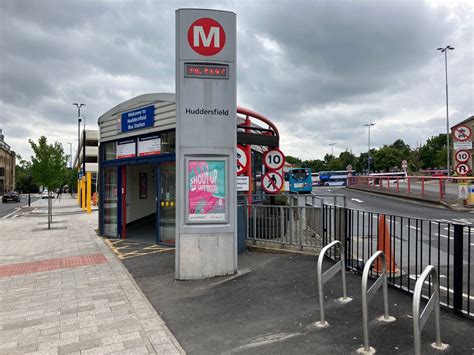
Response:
[315,240,352,327]
[413,265,448,355]
[357,251,396,354]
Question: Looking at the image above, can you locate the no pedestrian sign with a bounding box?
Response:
[262,171,283,194]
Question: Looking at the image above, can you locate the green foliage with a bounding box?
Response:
[29,136,68,191]
[419,134,447,169]
[285,155,302,166]
[289,135,447,174]
[15,155,39,193]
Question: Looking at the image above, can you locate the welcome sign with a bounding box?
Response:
[121,105,155,132]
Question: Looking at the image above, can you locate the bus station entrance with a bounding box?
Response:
[98,93,281,249]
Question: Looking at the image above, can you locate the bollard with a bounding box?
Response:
[357,251,396,354]
[413,265,448,355]
[315,240,352,327]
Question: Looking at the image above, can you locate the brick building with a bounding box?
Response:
[0,129,16,195]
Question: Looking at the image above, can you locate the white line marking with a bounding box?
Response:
[409,226,420,231]
[351,198,364,203]
[2,208,21,219]
[409,275,474,300]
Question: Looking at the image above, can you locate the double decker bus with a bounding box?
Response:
[319,170,352,186]
[283,168,312,194]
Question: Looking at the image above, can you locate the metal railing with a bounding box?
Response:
[326,206,473,318]
[413,265,448,355]
[359,251,396,353]
[316,240,352,327]
[240,194,473,318]
[348,175,473,203]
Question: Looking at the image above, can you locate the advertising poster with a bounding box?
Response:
[188,160,226,222]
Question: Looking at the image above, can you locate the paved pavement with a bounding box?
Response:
[123,249,474,354]
[0,195,184,354]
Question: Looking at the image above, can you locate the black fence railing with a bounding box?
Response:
[322,205,473,318]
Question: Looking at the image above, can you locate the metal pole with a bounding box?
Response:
[368,125,371,174]
[444,50,450,177]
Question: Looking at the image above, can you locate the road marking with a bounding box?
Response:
[409,226,420,231]
[351,198,364,203]
[2,208,21,219]
[409,275,474,300]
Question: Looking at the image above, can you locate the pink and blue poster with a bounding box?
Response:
[188,160,226,222]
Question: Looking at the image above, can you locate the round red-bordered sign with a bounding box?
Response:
[236,144,249,175]
[187,18,226,56]
[263,148,285,171]
[455,163,470,176]
[455,150,470,163]
[262,171,283,194]
[453,125,471,142]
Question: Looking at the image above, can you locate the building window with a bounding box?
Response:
[103,142,116,161]
[0,167,4,177]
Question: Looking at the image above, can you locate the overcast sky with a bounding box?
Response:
[0,0,472,162]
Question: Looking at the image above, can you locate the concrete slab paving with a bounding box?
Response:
[123,250,474,354]
[0,195,184,354]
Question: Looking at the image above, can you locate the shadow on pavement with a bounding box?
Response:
[122,249,474,354]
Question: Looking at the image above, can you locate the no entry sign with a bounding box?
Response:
[262,171,283,194]
[263,148,285,171]
[236,144,248,175]
[455,150,470,163]
[453,125,471,142]
[455,163,470,176]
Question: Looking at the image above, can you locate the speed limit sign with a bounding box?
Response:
[263,148,285,171]
[455,150,470,163]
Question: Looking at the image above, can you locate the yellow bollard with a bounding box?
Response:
[77,179,81,206]
[87,172,92,214]
[81,177,86,211]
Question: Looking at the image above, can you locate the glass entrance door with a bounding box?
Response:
[158,162,175,244]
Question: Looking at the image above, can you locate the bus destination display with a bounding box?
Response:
[184,63,229,79]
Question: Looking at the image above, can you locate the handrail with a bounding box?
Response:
[413,265,448,355]
[358,251,396,353]
[316,240,352,327]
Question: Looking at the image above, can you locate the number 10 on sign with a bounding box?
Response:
[264,148,285,171]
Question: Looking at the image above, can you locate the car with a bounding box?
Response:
[41,190,52,199]
[2,191,20,203]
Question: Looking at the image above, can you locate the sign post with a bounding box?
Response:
[176,9,237,279]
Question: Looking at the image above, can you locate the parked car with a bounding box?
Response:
[2,191,20,203]
[41,190,52,199]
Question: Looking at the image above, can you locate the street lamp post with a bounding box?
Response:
[329,143,336,156]
[364,123,375,174]
[68,143,72,169]
[437,46,454,177]
[72,103,85,175]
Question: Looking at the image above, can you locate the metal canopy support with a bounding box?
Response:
[413,265,449,355]
[357,251,396,354]
[316,240,352,327]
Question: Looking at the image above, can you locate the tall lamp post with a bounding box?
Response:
[437,46,454,177]
[68,143,72,169]
[72,103,85,175]
[329,143,336,156]
[364,123,375,174]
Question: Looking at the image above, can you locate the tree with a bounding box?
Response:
[29,136,68,229]
[285,155,302,167]
[419,134,447,169]
[15,155,39,194]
